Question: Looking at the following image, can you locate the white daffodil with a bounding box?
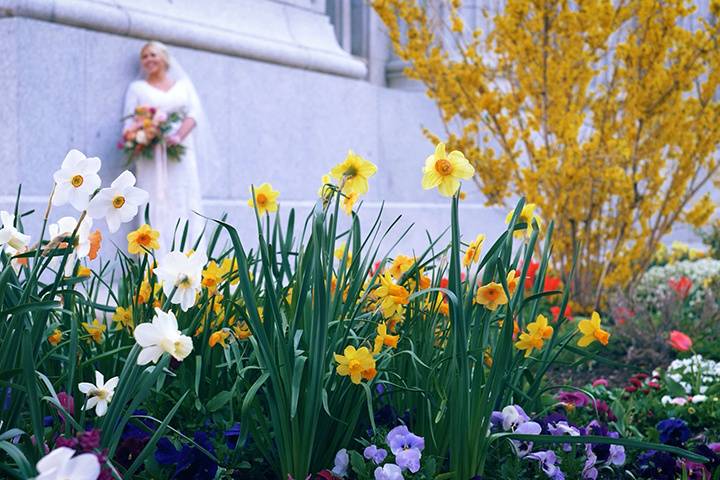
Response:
[87,171,149,233]
[35,446,100,480]
[47,216,93,276]
[133,308,193,365]
[154,250,207,311]
[0,210,31,252]
[78,370,118,417]
[52,149,102,211]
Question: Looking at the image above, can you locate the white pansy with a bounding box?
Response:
[52,149,102,211]
[78,370,118,417]
[692,394,707,403]
[133,308,193,365]
[87,171,149,233]
[0,211,31,252]
[47,216,93,276]
[153,250,207,311]
[35,446,100,480]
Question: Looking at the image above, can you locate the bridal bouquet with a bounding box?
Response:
[120,105,185,164]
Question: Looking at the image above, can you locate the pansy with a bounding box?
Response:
[363,444,388,464]
[527,450,564,480]
[387,425,424,473]
[52,149,102,211]
[331,448,349,477]
[330,150,378,196]
[247,183,279,216]
[153,250,207,311]
[87,171,149,233]
[421,142,474,197]
[657,418,691,446]
[133,308,193,365]
[78,370,118,417]
[35,446,101,480]
[513,421,542,457]
[374,463,403,480]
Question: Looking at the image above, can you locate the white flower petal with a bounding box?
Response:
[134,323,164,347]
[36,446,76,474]
[137,345,164,365]
[77,382,95,394]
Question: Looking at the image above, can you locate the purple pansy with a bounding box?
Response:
[528,450,565,480]
[513,421,542,457]
[374,463,403,480]
[363,444,388,464]
[387,426,424,473]
[331,448,349,477]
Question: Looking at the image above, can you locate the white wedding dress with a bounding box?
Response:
[123,79,204,252]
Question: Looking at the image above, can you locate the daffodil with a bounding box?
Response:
[87,171,149,233]
[373,322,399,353]
[51,149,102,211]
[421,143,474,197]
[317,173,333,197]
[88,229,102,260]
[153,250,207,311]
[334,345,376,384]
[82,319,106,344]
[506,269,521,296]
[113,306,134,332]
[48,329,63,346]
[463,234,486,267]
[133,308,194,365]
[515,314,554,357]
[76,265,91,277]
[202,260,225,294]
[47,216,93,276]
[209,329,231,348]
[341,191,358,216]
[334,242,352,264]
[389,255,414,280]
[127,224,160,254]
[330,150,378,196]
[474,282,508,311]
[506,203,542,237]
[375,272,410,319]
[0,211,31,253]
[577,311,610,347]
[78,370,118,417]
[247,183,279,215]
[35,447,100,480]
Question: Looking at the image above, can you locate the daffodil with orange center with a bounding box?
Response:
[334,345,376,384]
[389,255,414,281]
[77,266,92,278]
[515,314,554,357]
[113,306,134,332]
[202,260,225,294]
[463,234,486,267]
[506,203,542,237]
[421,142,475,197]
[247,183,279,215]
[506,269,521,296]
[474,282,508,311]
[233,321,252,340]
[373,322,400,353]
[577,311,610,347]
[375,272,410,319]
[330,150,378,196]
[209,329,231,348]
[341,191,358,216]
[82,319,106,344]
[127,224,160,255]
[48,329,63,346]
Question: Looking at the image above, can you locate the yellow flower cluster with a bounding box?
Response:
[372,0,720,307]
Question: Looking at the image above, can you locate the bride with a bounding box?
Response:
[123,41,206,251]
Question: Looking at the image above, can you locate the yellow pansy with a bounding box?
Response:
[248,183,279,215]
[577,311,610,347]
[330,150,378,196]
[127,224,160,254]
[421,142,474,197]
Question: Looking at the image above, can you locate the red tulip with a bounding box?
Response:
[544,276,562,292]
[668,330,693,351]
[668,276,692,299]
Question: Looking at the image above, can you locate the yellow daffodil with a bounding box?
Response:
[82,319,106,344]
[233,321,252,340]
[127,224,160,254]
[507,269,521,296]
[506,203,542,237]
[202,260,225,294]
[209,329,231,348]
[577,311,610,347]
[77,265,92,277]
[474,282,508,311]
[375,272,410,319]
[463,234,486,267]
[334,345,376,384]
[389,255,414,280]
[421,142,474,197]
[112,306,134,331]
[317,173,333,197]
[515,314,554,357]
[406,269,431,293]
[48,329,63,346]
[248,183,279,215]
[341,191,358,216]
[373,322,400,353]
[334,242,352,264]
[330,150,378,196]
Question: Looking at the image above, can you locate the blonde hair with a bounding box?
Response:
[140,41,170,71]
